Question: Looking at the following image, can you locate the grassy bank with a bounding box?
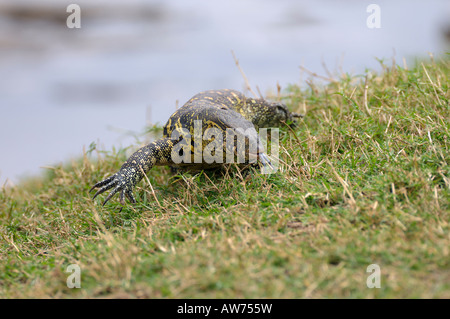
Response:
[0,57,448,298]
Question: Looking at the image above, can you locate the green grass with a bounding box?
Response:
[0,57,449,298]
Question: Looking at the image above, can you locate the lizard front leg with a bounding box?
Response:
[90,137,175,205]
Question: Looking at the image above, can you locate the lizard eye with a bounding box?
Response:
[274,103,288,118]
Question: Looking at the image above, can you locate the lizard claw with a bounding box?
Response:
[90,168,139,205]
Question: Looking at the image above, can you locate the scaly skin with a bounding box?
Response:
[90,89,302,205]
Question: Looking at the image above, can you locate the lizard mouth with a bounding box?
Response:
[286,111,304,128]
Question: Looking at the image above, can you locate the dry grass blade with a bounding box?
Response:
[139,165,162,208]
[231,50,257,98]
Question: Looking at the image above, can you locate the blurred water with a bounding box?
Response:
[0,0,449,185]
